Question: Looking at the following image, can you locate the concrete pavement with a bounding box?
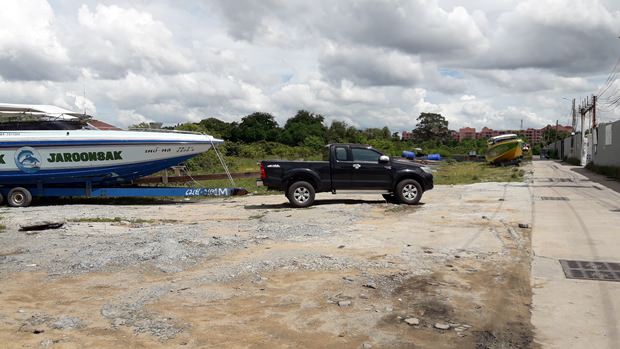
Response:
[531,160,620,349]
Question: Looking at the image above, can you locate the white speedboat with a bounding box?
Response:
[0,103,223,186]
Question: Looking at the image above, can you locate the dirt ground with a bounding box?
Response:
[0,176,536,348]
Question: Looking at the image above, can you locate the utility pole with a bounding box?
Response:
[592,95,596,128]
[578,94,597,166]
[580,95,596,128]
[520,119,523,131]
[571,98,576,131]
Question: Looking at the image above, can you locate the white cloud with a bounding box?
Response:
[74,4,193,78]
[477,0,620,73]
[470,69,591,93]
[115,109,152,127]
[65,92,97,115]
[0,0,73,80]
[1,0,618,133]
[314,0,489,58]
[319,44,424,87]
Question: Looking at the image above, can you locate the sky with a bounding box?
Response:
[1,0,620,132]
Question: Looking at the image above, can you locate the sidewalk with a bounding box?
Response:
[531,160,620,349]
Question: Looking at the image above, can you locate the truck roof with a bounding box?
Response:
[326,143,372,148]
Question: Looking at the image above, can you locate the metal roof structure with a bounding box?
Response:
[0,103,92,120]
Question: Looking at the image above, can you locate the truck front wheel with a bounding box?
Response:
[287,181,315,208]
[395,179,423,205]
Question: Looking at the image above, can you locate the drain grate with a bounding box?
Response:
[553,178,574,182]
[540,196,569,201]
[611,209,620,212]
[559,260,620,282]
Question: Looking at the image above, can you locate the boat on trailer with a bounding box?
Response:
[0,103,241,207]
[485,134,524,165]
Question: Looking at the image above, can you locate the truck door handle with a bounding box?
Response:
[353,164,361,169]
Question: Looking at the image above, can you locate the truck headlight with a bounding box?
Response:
[421,166,433,174]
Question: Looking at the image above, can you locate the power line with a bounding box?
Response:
[597,55,620,98]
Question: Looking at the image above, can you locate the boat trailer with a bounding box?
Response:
[0,182,248,208]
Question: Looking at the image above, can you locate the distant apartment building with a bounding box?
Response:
[523,128,542,143]
[459,127,476,141]
[401,130,414,140]
[450,125,573,143]
[403,125,572,143]
[450,130,459,141]
[478,127,495,139]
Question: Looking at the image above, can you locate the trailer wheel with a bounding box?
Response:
[395,179,423,205]
[7,187,33,208]
[287,181,315,208]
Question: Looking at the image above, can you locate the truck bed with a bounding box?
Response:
[260,160,332,192]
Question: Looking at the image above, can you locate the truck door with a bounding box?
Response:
[350,147,392,189]
[331,145,352,189]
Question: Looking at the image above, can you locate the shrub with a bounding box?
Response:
[586,163,620,180]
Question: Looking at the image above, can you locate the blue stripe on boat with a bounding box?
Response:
[0,139,223,147]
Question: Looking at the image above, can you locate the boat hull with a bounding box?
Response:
[485,140,523,164]
[0,131,222,186]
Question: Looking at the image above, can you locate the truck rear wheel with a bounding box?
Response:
[395,179,423,205]
[0,193,3,205]
[287,181,315,208]
[7,187,33,208]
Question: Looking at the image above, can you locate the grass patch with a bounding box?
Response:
[585,163,620,180]
[434,161,525,185]
[70,217,178,224]
[564,157,581,166]
[385,205,419,214]
[192,162,526,189]
[0,224,5,233]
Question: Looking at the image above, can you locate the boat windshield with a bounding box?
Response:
[0,120,87,130]
[488,136,518,145]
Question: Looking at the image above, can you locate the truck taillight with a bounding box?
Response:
[260,163,266,179]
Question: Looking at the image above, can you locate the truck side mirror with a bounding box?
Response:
[379,155,390,163]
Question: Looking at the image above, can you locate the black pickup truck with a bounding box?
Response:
[258,143,434,207]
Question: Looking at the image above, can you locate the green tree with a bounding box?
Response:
[175,122,203,133]
[362,127,392,140]
[411,112,451,143]
[130,122,152,129]
[541,126,569,145]
[235,112,280,143]
[197,118,235,139]
[279,110,327,146]
[345,125,364,143]
[303,135,325,150]
[327,120,348,143]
